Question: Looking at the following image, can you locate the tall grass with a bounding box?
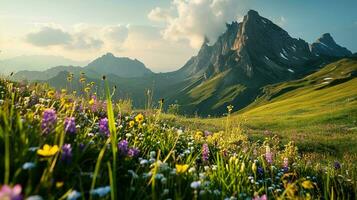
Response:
[0,77,355,199]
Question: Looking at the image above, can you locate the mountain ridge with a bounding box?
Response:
[310,33,352,57]
[12,10,355,116]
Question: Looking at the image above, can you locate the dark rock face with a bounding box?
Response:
[177,22,240,78]
[310,33,352,57]
[177,9,316,84]
[166,9,323,115]
[230,9,315,83]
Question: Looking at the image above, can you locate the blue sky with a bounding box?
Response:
[0,0,356,71]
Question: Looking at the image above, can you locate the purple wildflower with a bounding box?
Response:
[118,140,129,156]
[0,184,22,200]
[253,194,267,200]
[79,143,85,151]
[128,147,140,157]
[64,117,76,134]
[202,143,210,162]
[204,130,212,137]
[99,118,109,136]
[41,108,57,134]
[257,166,264,175]
[61,144,72,163]
[265,146,273,164]
[334,161,341,170]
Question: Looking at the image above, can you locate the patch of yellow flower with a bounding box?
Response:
[129,120,135,128]
[302,180,314,189]
[47,90,55,98]
[79,77,86,83]
[37,144,59,157]
[194,131,203,141]
[89,98,95,105]
[176,164,189,174]
[84,87,91,93]
[135,113,144,123]
[56,181,64,188]
[206,132,223,145]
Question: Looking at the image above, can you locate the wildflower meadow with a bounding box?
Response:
[0,77,356,200]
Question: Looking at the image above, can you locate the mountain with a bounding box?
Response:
[0,55,87,75]
[84,53,153,78]
[164,10,324,115]
[13,53,153,81]
[13,66,83,81]
[15,10,354,116]
[310,33,352,57]
[175,22,240,78]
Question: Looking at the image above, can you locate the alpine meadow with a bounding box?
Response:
[0,1,357,200]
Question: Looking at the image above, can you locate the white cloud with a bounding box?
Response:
[148,7,172,22]
[103,24,129,44]
[25,24,104,50]
[119,25,196,72]
[26,26,72,46]
[18,23,195,71]
[148,0,248,48]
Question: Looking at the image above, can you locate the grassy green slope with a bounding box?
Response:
[237,58,357,155]
[162,58,357,156]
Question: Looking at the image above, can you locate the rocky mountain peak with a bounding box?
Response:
[230,9,314,80]
[319,33,334,43]
[310,33,352,57]
[178,9,316,81]
[247,9,259,18]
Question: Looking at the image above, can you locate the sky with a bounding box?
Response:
[1,0,356,72]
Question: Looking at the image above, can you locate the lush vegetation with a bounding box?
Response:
[164,58,357,158]
[0,75,356,200]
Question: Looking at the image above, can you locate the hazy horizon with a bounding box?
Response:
[1,0,357,72]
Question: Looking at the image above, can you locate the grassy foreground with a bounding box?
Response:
[0,77,356,200]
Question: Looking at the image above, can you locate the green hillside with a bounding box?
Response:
[241,58,357,125]
[162,58,357,156]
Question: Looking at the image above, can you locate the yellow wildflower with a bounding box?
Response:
[129,120,135,128]
[47,90,55,98]
[176,164,189,174]
[89,98,95,105]
[84,87,91,93]
[302,180,314,189]
[252,162,257,173]
[56,181,64,188]
[240,162,245,172]
[194,131,203,140]
[135,113,144,123]
[37,144,59,157]
[80,77,86,83]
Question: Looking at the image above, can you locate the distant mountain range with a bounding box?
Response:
[12,10,356,116]
[13,53,153,81]
[0,55,87,75]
